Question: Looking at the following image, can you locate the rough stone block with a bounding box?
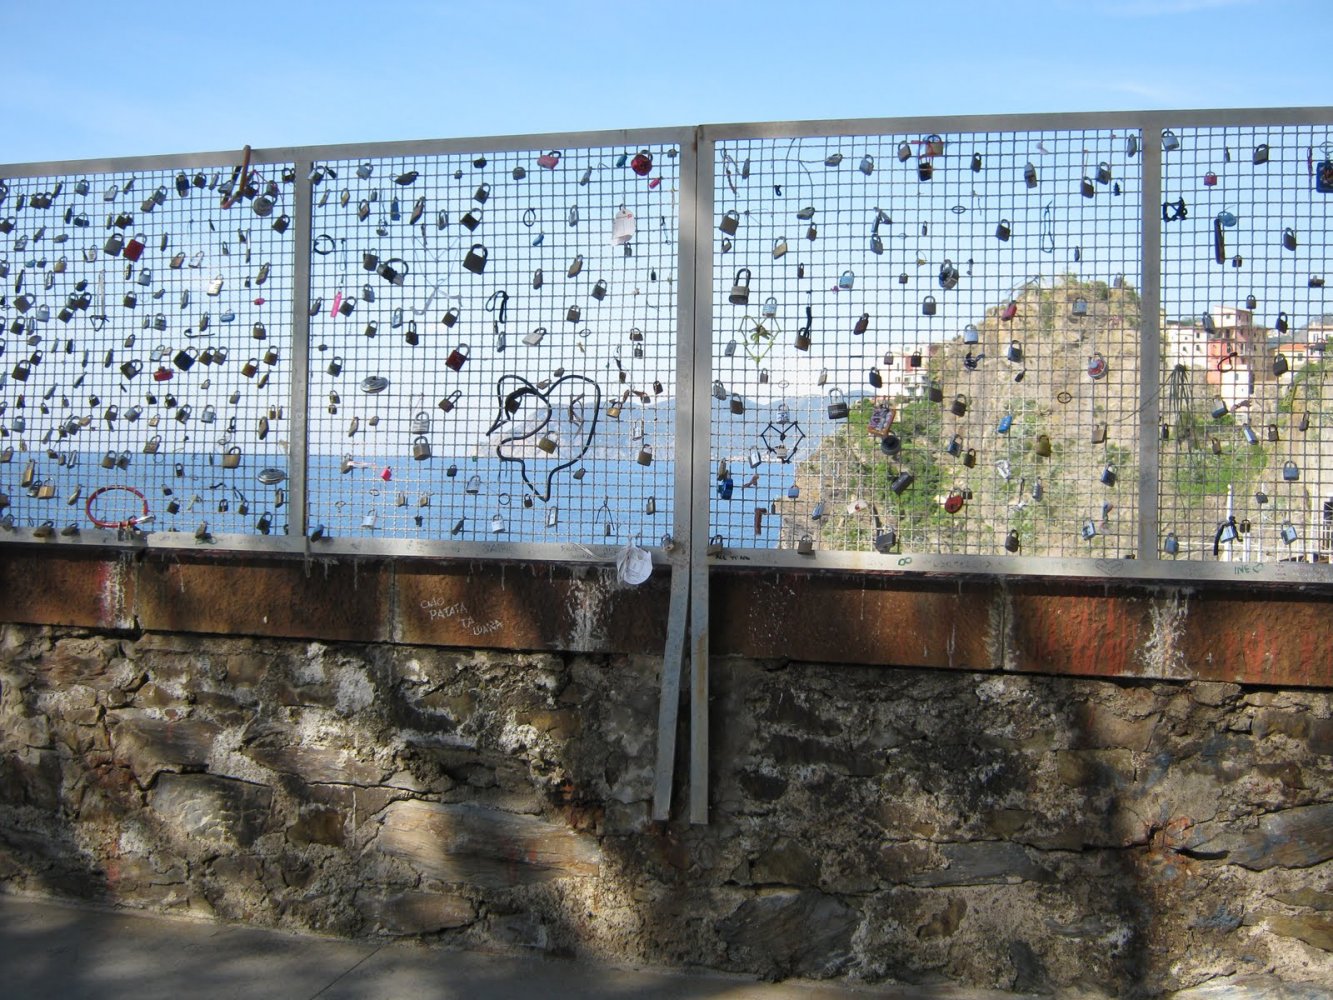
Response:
[899,842,1056,887]
[110,713,220,779]
[148,772,273,848]
[718,889,857,978]
[242,743,385,787]
[357,890,475,935]
[372,800,600,888]
[1189,803,1333,870]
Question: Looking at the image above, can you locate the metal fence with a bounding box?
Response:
[3,109,1333,583]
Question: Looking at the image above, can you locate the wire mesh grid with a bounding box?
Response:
[0,161,296,538]
[708,129,1143,558]
[304,143,679,546]
[1157,123,1333,563]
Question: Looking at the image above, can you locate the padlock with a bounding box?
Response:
[566,303,581,323]
[1272,352,1289,377]
[945,434,962,457]
[123,291,137,309]
[794,326,811,351]
[859,154,874,175]
[1283,459,1300,481]
[890,470,914,495]
[463,244,488,273]
[963,323,979,345]
[928,380,944,404]
[523,326,547,347]
[1275,311,1289,334]
[772,236,788,258]
[536,430,559,454]
[1299,412,1310,433]
[962,448,977,469]
[719,210,739,236]
[1089,421,1107,445]
[120,359,142,380]
[441,305,460,328]
[1211,396,1228,419]
[1203,170,1218,187]
[1080,176,1095,198]
[922,295,937,316]
[175,404,192,424]
[827,389,849,420]
[944,489,965,514]
[970,152,983,172]
[1283,227,1297,251]
[1087,352,1108,380]
[730,392,745,415]
[637,443,653,467]
[326,355,344,377]
[142,433,161,455]
[1100,462,1118,486]
[173,346,197,371]
[797,534,814,555]
[240,357,258,378]
[200,404,216,424]
[377,257,407,285]
[363,319,379,339]
[917,157,933,181]
[938,260,959,290]
[592,278,607,301]
[446,343,470,371]
[997,413,1013,435]
[1033,433,1053,458]
[1004,529,1021,553]
[729,268,751,305]
[607,398,622,419]
[838,269,855,290]
[868,366,882,389]
[410,435,432,461]
[994,217,1011,241]
[1024,162,1038,188]
[1253,143,1270,165]
[567,253,584,278]
[949,393,968,417]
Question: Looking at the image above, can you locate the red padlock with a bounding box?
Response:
[1001,299,1018,321]
[445,343,470,372]
[944,490,965,514]
[1203,171,1218,187]
[537,150,561,169]
[153,365,174,382]
[630,149,652,176]
[123,234,146,262]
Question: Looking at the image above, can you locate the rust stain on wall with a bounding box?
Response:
[133,555,393,643]
[1,549,1331,688]
[710,572,996,670]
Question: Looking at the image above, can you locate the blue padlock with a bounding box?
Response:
[997,413,1013,435]
[717,476,734,500]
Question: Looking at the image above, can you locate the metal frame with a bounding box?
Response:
[696,107,1333,589]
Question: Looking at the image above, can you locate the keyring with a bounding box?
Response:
[1057,391,1072,404]
[313,234,336,255]
[522,208,536,228]
[497,491,511,507]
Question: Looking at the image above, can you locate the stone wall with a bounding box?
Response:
[1,622,1331,997]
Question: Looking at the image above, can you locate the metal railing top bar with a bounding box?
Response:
[698,107,1333,142]
[0,126,697,181]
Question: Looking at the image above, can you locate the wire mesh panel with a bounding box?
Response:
[0,161,296,539]
[1158,123,1333,564]
[708,128,1143,560]
[304,142,679,547]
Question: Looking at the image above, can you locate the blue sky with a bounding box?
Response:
[3,0,1327,164]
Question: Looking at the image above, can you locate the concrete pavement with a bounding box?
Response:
[0,892,1040,1000]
